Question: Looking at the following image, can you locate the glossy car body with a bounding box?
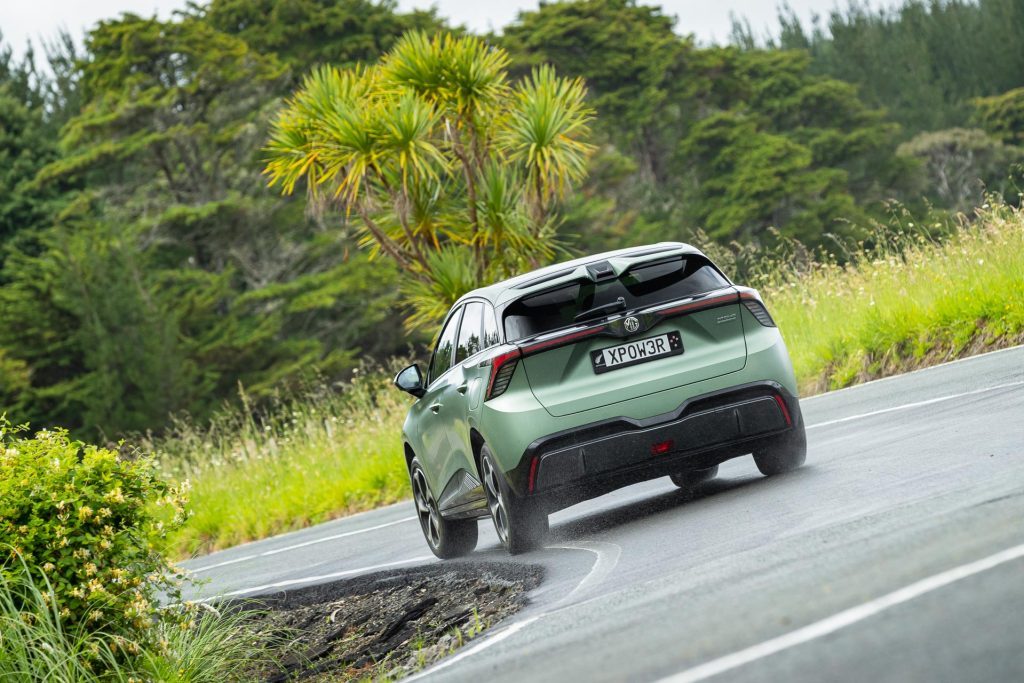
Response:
[394,242,806,557]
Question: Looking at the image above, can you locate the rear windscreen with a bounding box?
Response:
[503,256,729,341]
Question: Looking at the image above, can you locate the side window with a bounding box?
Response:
[455,302,484,364]
[428,308,462,385]
[482,304,501,349]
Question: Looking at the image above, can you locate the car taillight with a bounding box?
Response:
[486,349,521,400]
[738,290,776,327]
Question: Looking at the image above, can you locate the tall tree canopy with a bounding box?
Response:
[0,15,406,436]
[504,0,901,248]
[265,32,595,329]
[502,0,685,178]
[201,0,442,74]
[757,0,1024,134]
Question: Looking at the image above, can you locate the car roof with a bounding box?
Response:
[456,242,706,308]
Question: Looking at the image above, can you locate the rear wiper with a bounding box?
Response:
[574,297,626,323]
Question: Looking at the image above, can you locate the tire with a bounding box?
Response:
[669,465,719,490]
[410,457,478,559]
[480,445,548,555]
[753,418,807,476]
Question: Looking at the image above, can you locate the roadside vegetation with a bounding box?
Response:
[154,201,1024,556]
[5,0,1024,441]
[3,1,1024,676]
[0,418,275,680]
[150,370,413,556]
[764,202,1024,393]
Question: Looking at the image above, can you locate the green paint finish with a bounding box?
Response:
[398,243,800,505]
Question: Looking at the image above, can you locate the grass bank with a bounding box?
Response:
[763,203,1024,394]
[152,371,413,556]
[160,203,1024,557]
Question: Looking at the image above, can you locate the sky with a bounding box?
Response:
[1,0,853,60]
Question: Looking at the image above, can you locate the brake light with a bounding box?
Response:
[485,349,521,400]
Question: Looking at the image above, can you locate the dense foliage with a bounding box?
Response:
[0,418,187,654]
[265,32,594,329]
[2,0,1024,439]
[0,418,276,680]
[746,0,1024,133]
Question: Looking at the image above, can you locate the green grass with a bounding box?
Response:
[763,202,1024,394]
[151,369,414,556]
[157,203,1024,557]
[0,568,275,682]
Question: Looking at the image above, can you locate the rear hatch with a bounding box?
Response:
[504,254,747,417]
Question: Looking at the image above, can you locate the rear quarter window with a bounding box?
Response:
[503,256,728,341]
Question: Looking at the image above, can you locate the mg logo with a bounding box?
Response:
[623,316,640,333]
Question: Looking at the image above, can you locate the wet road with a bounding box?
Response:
[182,346,1024,682]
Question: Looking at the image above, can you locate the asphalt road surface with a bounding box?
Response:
[181,346,1024,682]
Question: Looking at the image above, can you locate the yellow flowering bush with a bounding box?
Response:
[0,417,189,645]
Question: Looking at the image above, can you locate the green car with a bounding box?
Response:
[394,243,806,557]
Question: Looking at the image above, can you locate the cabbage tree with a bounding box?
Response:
[264,32,594,329]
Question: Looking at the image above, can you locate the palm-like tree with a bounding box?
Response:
[264,32,594,330]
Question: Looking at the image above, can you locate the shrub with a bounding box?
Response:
[0,417,189,659]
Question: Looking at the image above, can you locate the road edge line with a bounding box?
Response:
[805,380,1024,430]
[656,542,1024,683]
[801,343,1024,402]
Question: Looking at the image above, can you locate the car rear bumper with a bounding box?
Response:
[507,381,801,509]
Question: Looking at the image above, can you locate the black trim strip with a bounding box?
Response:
[505,381,800,496]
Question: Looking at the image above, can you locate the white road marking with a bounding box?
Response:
[187,553,260,572]
[800,343,1024,402]
[404,540,623,679]
[657,542,1024,683]
[549,541,623,606]
[404,615,541,681]
[259,516,418,555]
[186,515,417,573]
[806,380,1024,430]
[197,555,433,601]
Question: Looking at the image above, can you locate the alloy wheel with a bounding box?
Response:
[412,468,441,549]
[481,456,509,544]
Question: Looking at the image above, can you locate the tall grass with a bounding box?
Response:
[157,203,1024,556]
[759,202,1024,393]
[149,367,414,556]
[0,570,97,681]
[0,568,273,682]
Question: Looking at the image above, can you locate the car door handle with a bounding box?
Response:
[430,403,442,413]
[456,382,468,394]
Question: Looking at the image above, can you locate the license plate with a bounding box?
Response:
[590,331,683,374]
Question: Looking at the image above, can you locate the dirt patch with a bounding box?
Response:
[238,562,542,681]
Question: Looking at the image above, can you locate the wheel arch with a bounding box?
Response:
[469,427,486,479]
[403,442,416,471]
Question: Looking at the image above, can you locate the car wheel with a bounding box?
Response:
[753,419,807,476]
[480,445,547,555]
[669,465,719,490]
[410,458,478,559]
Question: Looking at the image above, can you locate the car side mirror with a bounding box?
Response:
[394,364,426,398]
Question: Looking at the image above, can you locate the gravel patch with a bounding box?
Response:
[238,562,542,681]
